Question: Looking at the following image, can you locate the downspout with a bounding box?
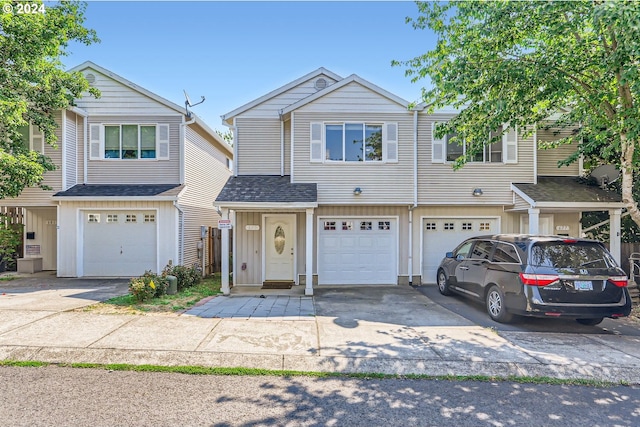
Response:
[408,110,419,285]
[83,116,88,184]
[75,114,78,186]
[233,118,238,177]
[279,110,285,176]
[533,123,538,184]
[61,111,67,190]
[180,115,196,185]
[173,200,184,266]
[290,112,295,183]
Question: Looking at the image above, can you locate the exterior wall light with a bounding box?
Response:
[353,187,362,195]
[472,188,483,196]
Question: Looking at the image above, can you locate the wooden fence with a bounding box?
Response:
[207,227,232,275]
[0,206,24,259]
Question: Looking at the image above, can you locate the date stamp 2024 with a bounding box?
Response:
[3,2,46,15]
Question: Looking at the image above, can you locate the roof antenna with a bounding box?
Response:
[184,90,205,118]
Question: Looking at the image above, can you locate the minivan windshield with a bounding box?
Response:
[529,241,615,269]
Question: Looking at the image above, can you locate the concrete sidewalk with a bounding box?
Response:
[0,274,639,384]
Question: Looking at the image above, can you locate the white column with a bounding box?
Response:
[305,208,314,296]
[609,208,622,265]
[528,208,540,234]
[221,208,230,296]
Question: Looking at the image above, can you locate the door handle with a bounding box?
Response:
[459,266,469,270]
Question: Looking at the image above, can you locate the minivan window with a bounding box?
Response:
[492,242,521,263]
[529,241,615,268]
[470,240,495,260]
[454,241,474,258]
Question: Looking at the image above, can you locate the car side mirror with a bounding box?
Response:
[446,251,454,258]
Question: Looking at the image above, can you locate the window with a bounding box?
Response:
[310,122,397,163]
[471,240,495,260]
[425,222,437,231]
[88,214,100,223]
[144,214,155,223]
[360,221,372,230]
[90,123,170,160]
[432,122,517,164]
[492,242,521,264]
[106,214,118,223]
[479,222,491,231]
[444,222,454,231]
[454,241,473,259]
[324,221,336,230]
[378,221,391,230]
[462,222,472,231]
[126,214,137,223]
[17,124,44,153]
[342,221,353,230]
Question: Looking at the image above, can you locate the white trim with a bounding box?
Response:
[214,201,318,210]
[280,117,284,176]
[233,118,238,177]
[419,215,502,282]
[291,112,295,181]
[317,215,400,285]
[221,67,343,122]
[262,214,297,284]
[61,112,67,190]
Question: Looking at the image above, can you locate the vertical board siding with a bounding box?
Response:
[24,208,57,270]
[293,112,414,204]
[234,212,263,285]
[76,115,85,184]
[181,126,232,268]
[236,118,282,175]
[74,70,180,116]
[297,82,409,113]
[65,111,78,189]
[86,115,182,184]
[57,200,177,277]
[537,126,580,176]
[236,74,339,119]
[417,113,535,205]
[284,119,291,175]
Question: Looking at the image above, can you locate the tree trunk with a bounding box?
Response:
[620,134,640,228]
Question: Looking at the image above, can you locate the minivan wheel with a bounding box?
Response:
[576,318,604,326]
[437,269,453,296]
[486,285,513,323]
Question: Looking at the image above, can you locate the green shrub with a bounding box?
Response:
[162,261,202,291]
[129,271,168,302]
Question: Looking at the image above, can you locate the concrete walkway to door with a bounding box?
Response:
[0,272,639,384]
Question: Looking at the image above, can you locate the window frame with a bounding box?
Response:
[90,123,170,161]
[310,121,397,164]
[103,124,157,160]
[432,122,517,164]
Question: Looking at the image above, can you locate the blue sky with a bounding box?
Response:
[60,1,437,132]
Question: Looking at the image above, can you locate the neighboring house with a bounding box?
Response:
[0,62,232,277]
[216,68,624,296]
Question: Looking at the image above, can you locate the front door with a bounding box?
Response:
[264,215,296,282]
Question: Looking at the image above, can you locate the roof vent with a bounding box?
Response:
[85,73,96,85]
[314,78,327,91]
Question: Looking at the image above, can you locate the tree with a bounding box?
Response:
[0,0,99,199]
[393,1,640,229]
[216,129,233,146]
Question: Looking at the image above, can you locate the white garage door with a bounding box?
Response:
[83,211,157,277]
[422,218,498,284]
[318,218,397,285]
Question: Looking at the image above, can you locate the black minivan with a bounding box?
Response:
[436,234,632,324]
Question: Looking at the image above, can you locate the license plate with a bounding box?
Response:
[575,280,593,291]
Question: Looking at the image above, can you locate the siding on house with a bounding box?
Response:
[537,126,580,176]
[56,200,178,277]
[0,111,64,207]
[65,110,78,190]
[181,125,232,268]
[74,69,179,116]
[293,111,414,204]
[296,81,409,113]
[417,113,536,205]
[23,207,57,270]
[86,115,182,184]
[235,118,281,175]
[235,74,339,119]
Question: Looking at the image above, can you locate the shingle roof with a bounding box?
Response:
[54,184,185,198]
[215,176,317,203]
[512,176,621,203]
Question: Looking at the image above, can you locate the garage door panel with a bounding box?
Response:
[319,218,397,285]
[422,218,498,284]
[83,211,157,277]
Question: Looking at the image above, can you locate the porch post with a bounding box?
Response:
[305,208,314,296]
[609,208,622,265]
[221,207,231,296]
[528,208,540,234]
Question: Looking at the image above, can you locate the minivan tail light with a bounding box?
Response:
[608,276,628,287]
[519,273,559,286]
[562,239,578,244]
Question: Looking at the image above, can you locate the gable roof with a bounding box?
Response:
[215,175,317,208]
[69,61,232,157]
[280,74,410,115]
[220,67,343,124]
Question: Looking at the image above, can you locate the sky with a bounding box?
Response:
[59,1,438,132]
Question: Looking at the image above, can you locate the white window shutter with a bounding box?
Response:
[382,122,398,163]
[30,126,44,153]
[310,122,323,162]
[503,124,517,164]
[157,124,170,160]
[89,124,103,160]
[432,122,445,163]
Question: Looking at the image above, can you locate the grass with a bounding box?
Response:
[0,360,629,387]
[0,275,16,281]
[82,274,222,314]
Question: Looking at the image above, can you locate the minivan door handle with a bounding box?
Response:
[459,266,469,270]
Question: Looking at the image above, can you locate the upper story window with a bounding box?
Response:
[89,123,170,161]
[17,125,44,153]
[310,122,398,163]
[432,122,517,164]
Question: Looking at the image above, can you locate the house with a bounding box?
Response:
[216,68,624,296]
[0,62,233,277]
